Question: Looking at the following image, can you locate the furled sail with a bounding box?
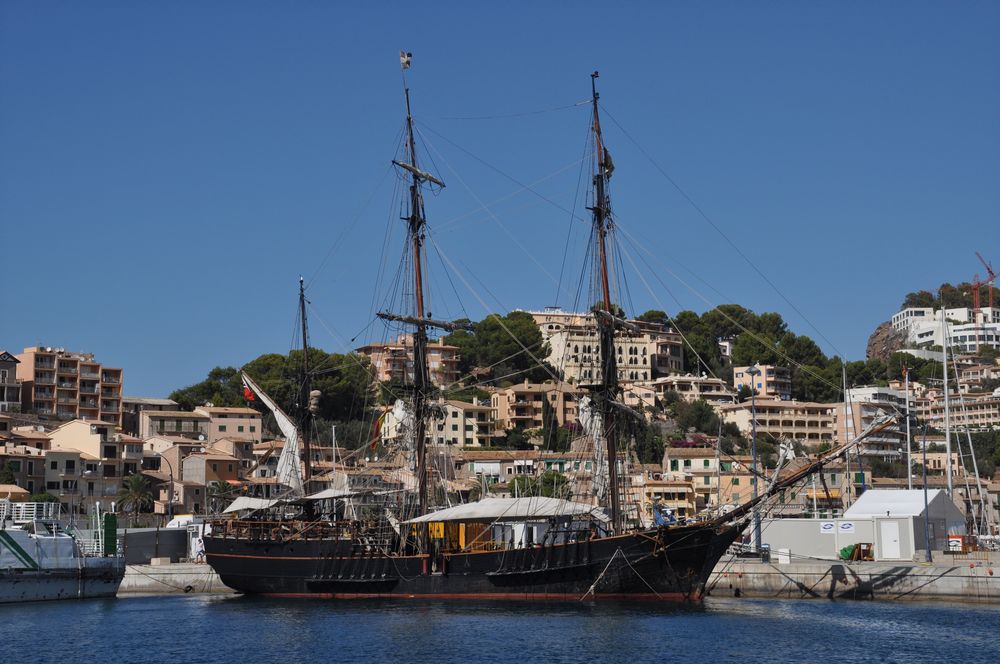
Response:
[241,371,303,496]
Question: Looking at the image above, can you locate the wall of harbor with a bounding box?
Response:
[707,553,1000,603]
[119,563,229,595]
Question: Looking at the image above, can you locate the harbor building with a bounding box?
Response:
[15,346,123,426]
[647,374,736,405]
[490,380,582,433]
[121,397,179,436]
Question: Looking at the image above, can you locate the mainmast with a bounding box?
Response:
[378,53,466,532]
[589,72,623,534]
[299,276,312,482]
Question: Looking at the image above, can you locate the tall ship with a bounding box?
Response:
[204,56,893,600]
[0,500,125,603]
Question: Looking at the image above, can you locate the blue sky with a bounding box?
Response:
[2,2,998,396]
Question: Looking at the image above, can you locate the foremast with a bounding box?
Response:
[298,276,312,482]
[588,72,624,534]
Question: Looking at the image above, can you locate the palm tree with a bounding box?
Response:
[117,474,153,526]
[208,480,237,514]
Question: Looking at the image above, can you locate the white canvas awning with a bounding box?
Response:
[404,497,608,524]
[304,488,356,500]
[222,497,281,513]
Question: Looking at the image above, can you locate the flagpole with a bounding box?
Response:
[905,366,912,491]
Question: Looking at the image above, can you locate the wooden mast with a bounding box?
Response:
[589,72,623,534]
[299,276,312,482]
[402,85,432,520]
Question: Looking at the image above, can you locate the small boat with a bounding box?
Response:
[0,500,125,603]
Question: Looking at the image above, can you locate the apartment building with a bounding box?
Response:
[195,406,262,444]
[732,365,792,401]
[121,397,179,436]
[490,380,582,433]
[833,386,910,459]
[16,346,123,425]
[922,394,1000,431]
[648,374,736,405]
[526,308,684,384]
[892,306,1000,353]
[355,334,461,387]
[662,446,723,509]
[139,410,210,440]
[431,400,493,446]
[48,419,143,479]
[0,444,45,494]
[718,399,837,448]
[0,351,21,413]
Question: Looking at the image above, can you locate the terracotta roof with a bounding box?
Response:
[143,410,210,419]
[194,407,260,416]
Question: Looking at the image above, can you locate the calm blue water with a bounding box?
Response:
[1,595,998,663]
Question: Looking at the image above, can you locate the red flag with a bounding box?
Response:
[242,376,255,402]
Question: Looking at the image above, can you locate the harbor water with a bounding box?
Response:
[1,595,999,663]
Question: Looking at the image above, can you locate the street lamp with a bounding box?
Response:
[747,364,762,554]
[159,455,175,522]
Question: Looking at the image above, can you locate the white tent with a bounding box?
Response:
[404,497,608,524]
[845,489,965,525]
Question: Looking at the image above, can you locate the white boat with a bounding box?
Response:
[0,500,125,603]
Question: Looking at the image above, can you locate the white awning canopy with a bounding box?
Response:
[222,497,281,513]
[404,497,609,524]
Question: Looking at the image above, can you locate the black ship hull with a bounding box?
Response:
[204,521,743,601]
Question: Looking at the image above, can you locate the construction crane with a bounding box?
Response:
[976,251,996,309]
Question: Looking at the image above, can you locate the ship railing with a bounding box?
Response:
[214,519,356,542]
[2,501,62,524]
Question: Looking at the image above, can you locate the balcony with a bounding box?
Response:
[80,372,100,379]
[35,360,55,368]
[101,376,120,384]
[56,409,76,418]
[36,377,55,385]
[57,367,78,375]
[58,382,77,389]
[57,397,76,404]
[80,387,97,394]
[35,407,54,415]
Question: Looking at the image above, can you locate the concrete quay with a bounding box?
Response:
[707,553,1000,603]
[118,563,230,595]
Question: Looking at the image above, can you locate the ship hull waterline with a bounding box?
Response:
[204,521,744,602]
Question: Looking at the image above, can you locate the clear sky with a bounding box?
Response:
[2,2,998,396]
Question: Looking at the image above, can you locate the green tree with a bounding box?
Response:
[508,470,569,499]
[443,311,551,385]
[29,492,59,503]
[675,399,720,435]
[117,474,154,525]
[0,461,15,485]
[636,309,670,327]
[170,366,243,410]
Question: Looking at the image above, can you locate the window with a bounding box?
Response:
[452,424,458,432]
[228,464,234,472]
[65,460,75,472]
[670,460,678,471]
[219,425,227,432]
[703,459,710,468]
[733,478,740,486]
[47,481,59,490]
[683,460,691,468]
[237,425,244,432]
[703,476,711,485]
[211,463,218,472]
[250,426,256,433]
[50,460,58,470]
